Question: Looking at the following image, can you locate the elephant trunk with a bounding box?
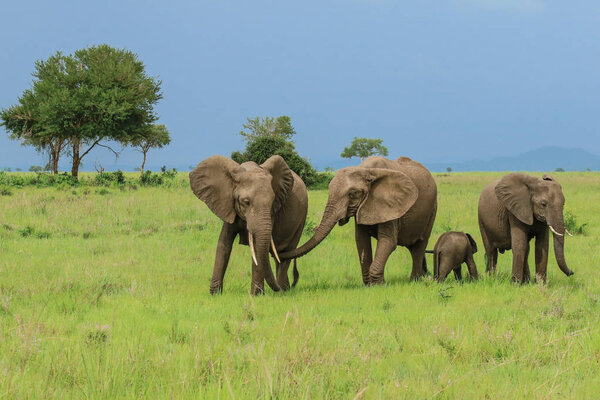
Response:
[280,200,343,259]
[248,216,281,293]
[549,217,574,277]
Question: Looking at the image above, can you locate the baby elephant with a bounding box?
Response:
[431,231,478,282]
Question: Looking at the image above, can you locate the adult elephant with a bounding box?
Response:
[280,156,437,284]
[478,173,574,283]
[190,155,308,295]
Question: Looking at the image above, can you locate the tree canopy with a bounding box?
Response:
[232,116,317,186]
[128,124,171,174]
[1,44,163,177]
[239,116,296,142]
[340,137,389,162]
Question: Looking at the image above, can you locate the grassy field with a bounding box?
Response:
[0,172,599,399]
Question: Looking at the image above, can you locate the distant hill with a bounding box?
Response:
[423,146,600,172]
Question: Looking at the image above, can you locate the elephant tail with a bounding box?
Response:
[292,258,299,287]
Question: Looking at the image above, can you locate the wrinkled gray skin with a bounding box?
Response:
[280,156,437,284]
[431,231,478,282]
[190,155,308,295]
[478,173,573,284]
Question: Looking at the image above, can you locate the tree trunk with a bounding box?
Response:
[52,152,59,174]
[71,140,80,178]
[141,151,147,175]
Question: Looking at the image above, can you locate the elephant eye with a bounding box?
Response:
[541,201,547,207]
[349,190,358,198]
[241,198,250,206]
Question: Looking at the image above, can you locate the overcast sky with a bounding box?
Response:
[1,0,599,171]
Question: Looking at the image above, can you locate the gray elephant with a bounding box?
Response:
[189,155,308,295]
[478,173,574,283]
[280,156,437,284]
[429,231,478,282]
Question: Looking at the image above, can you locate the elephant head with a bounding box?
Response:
[280,166,418,259]
[189,155,294,293]
[495,173,573,276]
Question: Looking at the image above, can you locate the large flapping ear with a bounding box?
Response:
[466,233,478,254]
[356,168,418,225]
[261,155,294,213]
[494,173,538,225]
[189,155,242,224]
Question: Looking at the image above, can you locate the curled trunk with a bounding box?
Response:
[280,202,341,259]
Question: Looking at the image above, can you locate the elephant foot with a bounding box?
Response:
[409,272,425,281]
[209,283,223,295]
[368,277,385,286]
[535,273,547,284]
[250,282,265,296]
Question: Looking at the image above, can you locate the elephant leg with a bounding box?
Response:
[453,266,462,281]
[251,259,265,295]
[509,223,528,284]
[210,223,237,294]
[480,227,497,274]
[355,223,373,285]
[420,205,436,275]
[523,242,531,283]
[276,259,292,291]
[535,229,549,283]
[408,240,428,280]
[369,221,397,285]
[436,254,453,282]
[465,253,478,280]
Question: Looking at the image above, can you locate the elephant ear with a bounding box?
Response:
[189,155,243,224]
[261,155,294,213]
[466,233,478,254]
[494,173,538,226]
[357,168,418,225]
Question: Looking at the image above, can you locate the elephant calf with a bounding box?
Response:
[430,231,478,282]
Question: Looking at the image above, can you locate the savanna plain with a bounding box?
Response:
[0,172,599,399]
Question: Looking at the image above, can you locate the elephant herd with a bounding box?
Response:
[190,155,573,295]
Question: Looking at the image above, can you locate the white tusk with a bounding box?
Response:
[248,232,258,265]
[271,237,281,263]
[565,229,573,237]
[549,226,563,237]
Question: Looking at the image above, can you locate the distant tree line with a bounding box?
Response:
[0,45,170,178]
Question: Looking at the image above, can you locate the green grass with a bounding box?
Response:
[0,172,599,398]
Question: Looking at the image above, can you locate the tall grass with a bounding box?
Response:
[0,172,598,398]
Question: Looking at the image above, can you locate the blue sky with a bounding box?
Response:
[1,0,599,171]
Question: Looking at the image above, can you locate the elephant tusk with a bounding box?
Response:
[248,232,258,265]
[549,226,563,237]
[271,237,281,263]
[565,229,573,237]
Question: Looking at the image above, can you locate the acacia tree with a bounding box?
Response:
[128,124,171,174]
[340,137,389,162]
[1,45,162,178]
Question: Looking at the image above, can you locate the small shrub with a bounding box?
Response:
[0,187,12,196]
[18,226,35,237]
[564,210,587,235]
[86,325,110,345]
